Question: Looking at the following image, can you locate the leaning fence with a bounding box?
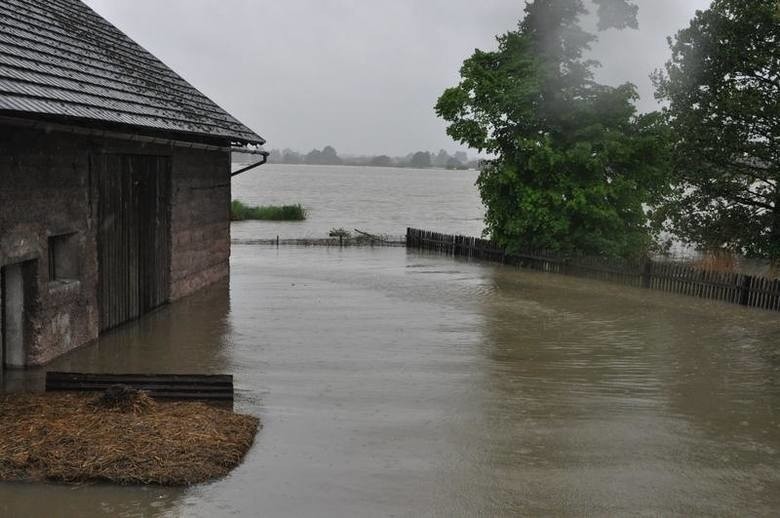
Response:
[406,228,780,312]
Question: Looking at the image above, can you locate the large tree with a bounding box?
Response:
[436,0,669,258]
[653,0,780,259]
[409,151,433,169]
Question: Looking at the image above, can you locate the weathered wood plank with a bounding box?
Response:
[45,372,234,402]
[47,373,232,384]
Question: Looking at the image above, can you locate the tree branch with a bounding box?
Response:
[730,194,775,211]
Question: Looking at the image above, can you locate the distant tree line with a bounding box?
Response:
[264,147,479,170]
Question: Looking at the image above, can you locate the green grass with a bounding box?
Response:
[231,200,307,221]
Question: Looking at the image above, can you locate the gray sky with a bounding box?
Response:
[83,0,711,156]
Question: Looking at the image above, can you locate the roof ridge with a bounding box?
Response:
[0,14,213,104]
[0,87,237,134]
[9,0,165,62]
[8,0,194,86]
[0,48,234,120]
[0,41,224,116]
[0,0,264,145]
[0,79,249,133]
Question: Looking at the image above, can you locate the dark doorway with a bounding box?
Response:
[96,155,171,331]
[1,260,35,370]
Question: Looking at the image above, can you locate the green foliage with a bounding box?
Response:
[653,0,780,259]
[436,0,668,258]
[231,201,307,221]
[592,0,639,30]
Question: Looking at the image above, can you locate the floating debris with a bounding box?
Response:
[234,229,405,248]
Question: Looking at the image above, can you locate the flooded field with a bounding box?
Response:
[2,245,779,516]
[230,164,484,241]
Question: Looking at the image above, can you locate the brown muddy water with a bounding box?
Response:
[2,245,780,517]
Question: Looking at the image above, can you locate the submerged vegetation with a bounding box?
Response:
[328,227,351,238]
[231,200,307,221]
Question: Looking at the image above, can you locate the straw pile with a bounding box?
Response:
[0,392,259,486]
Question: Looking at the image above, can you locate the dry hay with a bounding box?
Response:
[91,384,154,414]
[0,392,259,486]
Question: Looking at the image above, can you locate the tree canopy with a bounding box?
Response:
[409,151,433,169]
[305,145,342,165]
[653,0,780,259]
[436,0,669,258]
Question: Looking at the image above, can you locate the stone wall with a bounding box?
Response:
[0,124,231,366]
[169,147,232,300]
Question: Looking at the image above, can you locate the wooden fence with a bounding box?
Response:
[406,228,780,312]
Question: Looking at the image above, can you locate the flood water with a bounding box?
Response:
[230,164,484,240]
[3,245,780,516]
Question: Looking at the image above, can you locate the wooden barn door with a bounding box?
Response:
[96,155,171,332]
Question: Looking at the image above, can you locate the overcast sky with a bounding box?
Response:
[83,0,712,156]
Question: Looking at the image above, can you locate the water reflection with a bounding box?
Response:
[47,278,232,376]
[0,482,184,518]
[473,267,780,514]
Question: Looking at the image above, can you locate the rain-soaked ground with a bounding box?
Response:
[2,245,780,517]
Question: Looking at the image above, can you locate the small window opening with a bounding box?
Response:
[48,233,80,282]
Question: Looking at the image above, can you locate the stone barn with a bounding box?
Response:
[0,0,266,369]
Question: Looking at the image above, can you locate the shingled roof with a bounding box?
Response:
[0,0,264,145]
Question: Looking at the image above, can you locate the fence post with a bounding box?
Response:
[642,258,653,289]
[739,275,753,306]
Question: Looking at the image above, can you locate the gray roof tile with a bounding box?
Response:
[0,0,264,144]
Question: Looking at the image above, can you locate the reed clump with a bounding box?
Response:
[0,392,259,486]
[231,200,306,221]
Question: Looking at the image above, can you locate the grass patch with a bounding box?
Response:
[231,200,306,221]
